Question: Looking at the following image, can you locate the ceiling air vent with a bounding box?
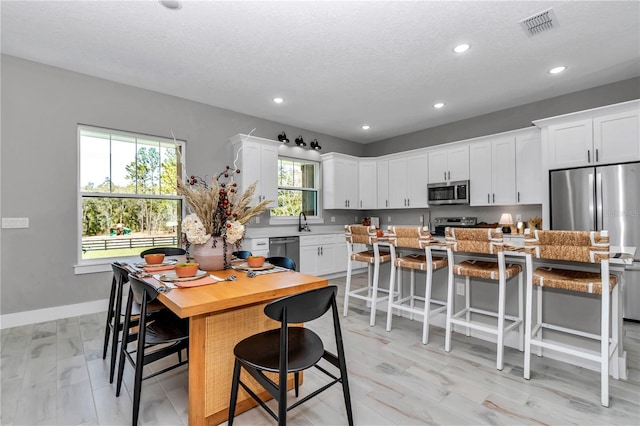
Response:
[519,8,558,36]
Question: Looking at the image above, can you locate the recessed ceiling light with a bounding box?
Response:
[453,44,470,53]
[549,66,566,74]
[362,125,370,130]
[159,0,182,10]
[273,97,284,104]
[433,102,445,109]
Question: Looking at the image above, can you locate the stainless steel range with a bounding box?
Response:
[432,217,477,236]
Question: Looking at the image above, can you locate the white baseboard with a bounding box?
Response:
[0,299,109,329]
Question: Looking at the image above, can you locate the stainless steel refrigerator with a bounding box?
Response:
[550,162,640,321]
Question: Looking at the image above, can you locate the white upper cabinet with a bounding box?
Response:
[515,129,542,204]
[358,159,377,209]
[536,100,640,170]
[428,144,469,183]
[229,134,278,208]
[593,109,640,164]
[387,151,429,208]
[321,152,359,209]
[376,158,390,209]
[470,135,516,206]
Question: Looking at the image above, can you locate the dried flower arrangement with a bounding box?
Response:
[176,136,271,262]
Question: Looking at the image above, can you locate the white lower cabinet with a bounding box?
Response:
[300,234,345,276]
[242,237,270,257]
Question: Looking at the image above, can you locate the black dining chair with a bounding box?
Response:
[116,274,189,426]
[139,247,186,258]
[266,256,296,271]
[232,250,252,259]
[228,285,353,426]
[103,263,165,384]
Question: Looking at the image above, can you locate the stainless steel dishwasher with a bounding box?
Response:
[268,236,300,271]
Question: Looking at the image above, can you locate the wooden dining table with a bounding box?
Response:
[156,267,328,426]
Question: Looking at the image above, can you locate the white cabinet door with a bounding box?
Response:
[448,145,470,181]
[428,149,448,183]
[230,135,279,208]
[469,141,492,206]
[515,130,542,204]
[428,145,468,183]
[388,156,407,208]
[548,119,593,169]
[469,137,515,206]
[322,153,359,209]
[334,241,348,273]
[377,159,389,209]
[299,244,320,275]
[407,153,428,208]
[317,244,337,275]
[594,109,640,164]
[491,136,516,205]
[358,159,377,209]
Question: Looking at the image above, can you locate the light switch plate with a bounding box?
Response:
[456,282,465,296]
[2,217,29,228]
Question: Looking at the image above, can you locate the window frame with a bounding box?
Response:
[269,155,325,226]
[75,125,185,274]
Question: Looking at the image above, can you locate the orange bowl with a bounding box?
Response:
[144,253,165,264]
[174,263,199,278]
[246,256,265,268]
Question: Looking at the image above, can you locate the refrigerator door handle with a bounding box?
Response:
[595,172,603,231]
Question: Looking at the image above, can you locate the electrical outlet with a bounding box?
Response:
[255,216,260,224]
[387,216,391,223]
[331,216,335,223]
[419,215,424,223]
[2,217,29,228]
[456,282,465,296]
[515,214,522,222]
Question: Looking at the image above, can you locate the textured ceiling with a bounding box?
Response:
[1,1,639,143]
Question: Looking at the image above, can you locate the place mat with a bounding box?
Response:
[249,265,291,276]
[143,264,176,273]
[159,270,207,282]
[173,275,219,288]
[232,262,276,271]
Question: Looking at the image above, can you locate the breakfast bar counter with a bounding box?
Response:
[158,269,328,426]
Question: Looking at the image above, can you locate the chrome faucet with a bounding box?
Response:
[298,211,310,232]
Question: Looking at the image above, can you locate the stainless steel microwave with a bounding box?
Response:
[427,180,470,205]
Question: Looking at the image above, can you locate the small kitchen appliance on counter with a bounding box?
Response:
[432,217,477,236]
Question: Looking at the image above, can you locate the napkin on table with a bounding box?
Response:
[173,276,219,288]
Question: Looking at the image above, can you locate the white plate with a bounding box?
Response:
[160,270,208,282]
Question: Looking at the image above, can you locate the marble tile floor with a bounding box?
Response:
[1,273,639,425]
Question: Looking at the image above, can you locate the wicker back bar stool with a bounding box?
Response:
[444,227,524,371]
[385,226,449,344]
[343,224,393,326]
[523,229,619,407]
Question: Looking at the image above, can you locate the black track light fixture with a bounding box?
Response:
[310,139,322,150]
[295,135,306,147]
[277,131,290,143]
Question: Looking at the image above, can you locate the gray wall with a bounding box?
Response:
[0,55,363,315]
[1,54,638,316]
[366,77,640,156]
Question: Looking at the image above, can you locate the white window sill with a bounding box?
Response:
[74,256,139,275]
[268,216,325,226]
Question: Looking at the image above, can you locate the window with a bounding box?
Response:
[270,157,319,217]
[78,126,184,261]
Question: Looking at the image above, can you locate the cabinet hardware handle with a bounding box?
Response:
[444,171,446,180]
[321,246,323,255]
[386,200,388,207]
[488,193,490,203]
[408,198,410,206]
[360,200,362,208]
[517,192,520,203]
[596,149,599,162]
[448,171,450,180]
[588,150,591,163]
[257,242,266,246]
[493,193,495,203]
[317,247,320,256]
